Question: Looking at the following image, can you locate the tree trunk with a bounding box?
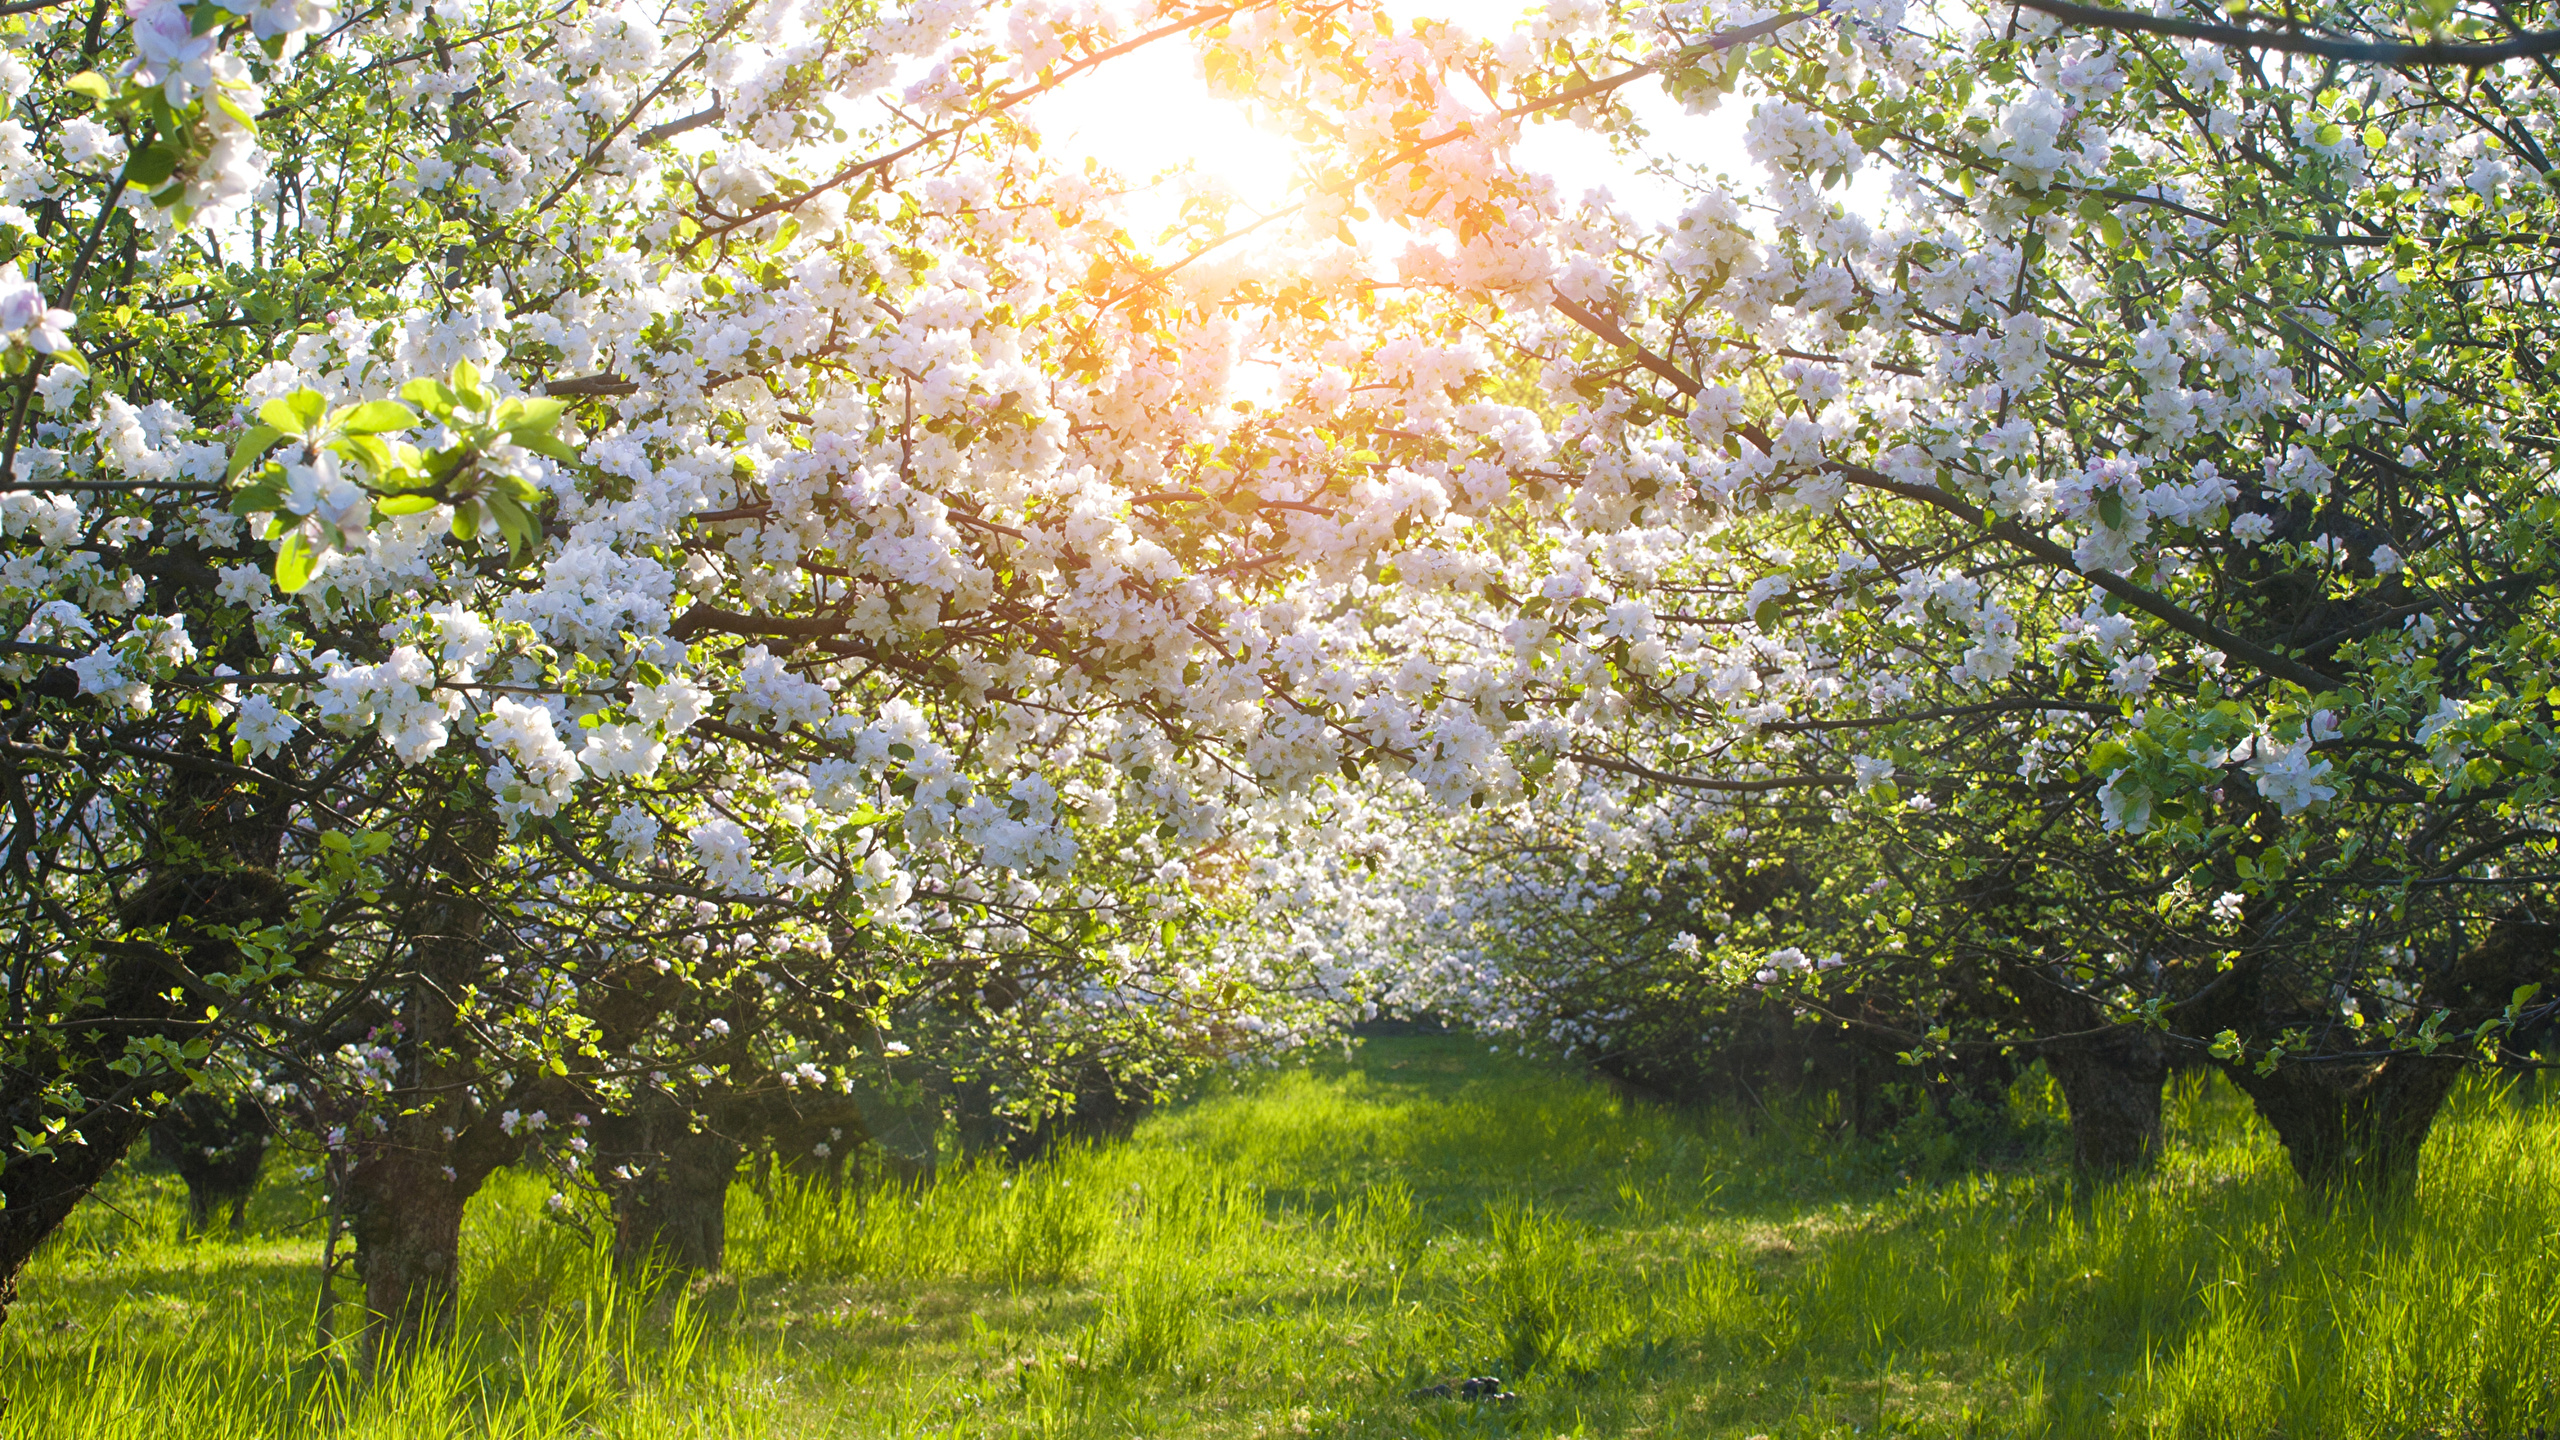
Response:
[341,1091,545,1363]
[0,749,289,1330]
[346,1150,471,1351]
[613,1128,739,1275]
[2003,957,2169,1180]
[150,1093,271,1234]
[2206,917,2559,1199]
[2044,1024,2169,1179]
[2223,1055,2462,1199]
[601,1092,740,1274]
[0,943,203,1311]
[345,794,519,1367]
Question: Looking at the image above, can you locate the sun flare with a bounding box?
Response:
[1026,0,1556,256]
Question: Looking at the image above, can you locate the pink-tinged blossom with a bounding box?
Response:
[126,0,219,101]
[0,265,72,355]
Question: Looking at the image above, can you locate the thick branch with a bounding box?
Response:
[1545,291,2347,693]
[668,604,847,643]
[1569,750,1844,793]
[2013,0,2560,64]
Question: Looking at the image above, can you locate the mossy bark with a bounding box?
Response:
[2006,957,2169,1180]
[343,798,528,1366]
[150,1094,272,1234]
[0,750,290,1332]
[2221,1057,2458,1198]
[603,1095,741,1275]
[2212,918,2556,1200]
[2044,1025,2169,1179]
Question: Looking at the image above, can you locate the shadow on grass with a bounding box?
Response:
[7,1043,2559,1439]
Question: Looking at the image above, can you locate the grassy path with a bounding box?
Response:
[5,1037,2559,1437]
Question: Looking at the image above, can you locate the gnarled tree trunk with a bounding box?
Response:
[344,795,521,1366]
[0,748,290,1331]
[2005,958,2169,1180]
[2217,917,2555,1199]
[2221,1056,2457,1198]
[345,1150,472,1348]
[602,1092,741,1275]
[2043,1023,2169,1179]
[0,935,248,1316]
[149,1093,273,1234]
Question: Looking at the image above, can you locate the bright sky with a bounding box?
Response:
[1027,0,1766,247]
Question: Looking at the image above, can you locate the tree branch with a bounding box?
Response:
[1568,750,1845,792]
[1544,290,2348,693]
[2013,0,2560,64]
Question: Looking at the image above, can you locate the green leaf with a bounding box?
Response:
[2314,121,2346,149]
[256,390,324,436]
[125,143,181,189]
[213,93,259,136]
[486,492,539,557]
[448,359,491,409]
[2097,489,2125,529]
[376,494,439,516]
[273,532,318,593]
[337,399,417,434]
[65,71,113,103]
[518,432,581,464]
[328,433,387,474]
[227,473,285,517]
[227,425,284,480]
[496,397,567,434]
[399,377,458,414]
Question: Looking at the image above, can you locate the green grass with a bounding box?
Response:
[5,1037,2559,1437]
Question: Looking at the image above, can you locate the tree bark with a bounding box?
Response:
[343,794,520,1366]
[345,1151,471,1348]
[2044,1023,2169,1179]
[2004,958,2169,1179]
[150,1094,271,1234]
[606,1086,742,1265]
[0,749,290,1330]
[2221,1055,2461,1198]
[2215,917,2555,1199]
[340,1085,545,1364]
[1004,1059,1150,1161]
[0,941,225,1305]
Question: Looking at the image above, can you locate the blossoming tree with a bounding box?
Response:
[11,0,2560,1347]
[1187,0,2560,1191]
